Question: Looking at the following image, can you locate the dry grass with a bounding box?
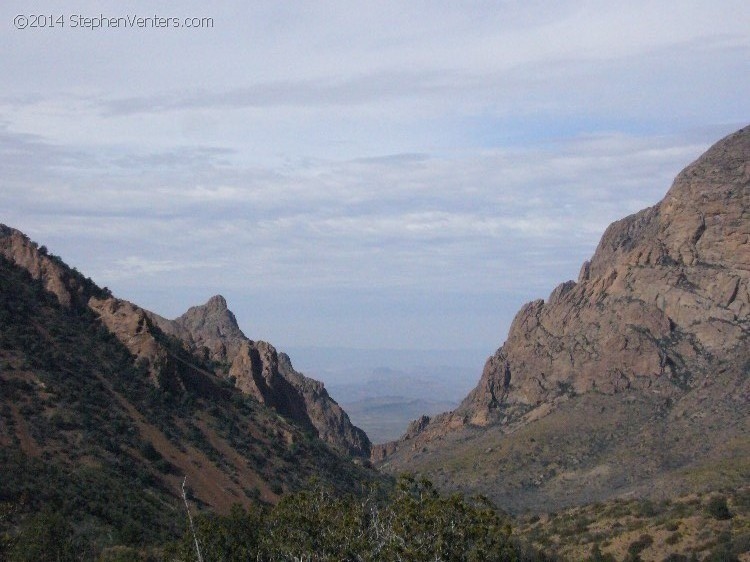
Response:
[515,487,750,561]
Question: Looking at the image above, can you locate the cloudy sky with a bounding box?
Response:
[2,1,748,362]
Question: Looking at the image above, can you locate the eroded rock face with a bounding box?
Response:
[466,127,749,418]
[154,296,372,458]
[0,226,93,308]
[376,126,750,463]
[89,296,169,382]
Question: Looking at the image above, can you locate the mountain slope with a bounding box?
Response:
[374,126,750,513]
[0,228,380,551]
[148,295,371,457]
[0,224,369,458]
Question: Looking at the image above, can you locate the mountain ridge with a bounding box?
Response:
[0,227,370,458]
[373,125,750,512]
[149,294,372,457]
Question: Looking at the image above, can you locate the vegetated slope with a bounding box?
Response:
[513,486,750,561]
[374,126,750,514]
[165,475,552,562]
[0,229,380,553]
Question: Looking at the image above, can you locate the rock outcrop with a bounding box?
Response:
[155,296,371,458]
[89,296,170,382]
[460,126,749,421]
[373,126,750,510]
[0,226,370,458]
[149,294,245,363]
[0,225,106,308]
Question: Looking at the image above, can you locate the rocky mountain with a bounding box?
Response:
[146,295,371,457]
[0,226,379,549]
[1,227,370,459]
[374,126,750,513]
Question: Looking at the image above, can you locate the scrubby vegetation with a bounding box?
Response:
[5,476,748,560]
[0,475,549,561]
[515,487,750,561]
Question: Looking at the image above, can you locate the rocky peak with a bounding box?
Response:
[171,295,245,363]
[153,296,372,457]
[206,294,228,310]
[588,126,750,278]
[469,126,750,415]
[375,125,750,464]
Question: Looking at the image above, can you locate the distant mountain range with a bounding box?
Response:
[374,126,750,514]
[328,365,473,443]
[288,349,483,443]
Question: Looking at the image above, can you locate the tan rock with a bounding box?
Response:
[157,295,372,457]
[375,126,750,480]
[89,296,168,383]
[0,226,86,308]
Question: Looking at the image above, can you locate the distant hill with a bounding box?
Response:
[374,126,750,514]
[0,227,379,551]
[288,349,480,443]
[338,396,457,444]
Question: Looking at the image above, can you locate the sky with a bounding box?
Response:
[1,1,748,364]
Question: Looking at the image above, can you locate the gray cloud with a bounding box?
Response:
[1,0,747,350]
[102,70,454,115]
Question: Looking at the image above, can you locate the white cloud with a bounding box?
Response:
[104,256,224,279]
[0,0,747,349]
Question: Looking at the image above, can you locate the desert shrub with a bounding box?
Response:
[638,499,658,517]
[703,544,739,562]
[7,509,83,561]
[586,542,616,561]
[662,555,688,562]
[167,475,551,561]
[627,533,654,557]
[731,532,750,556]
[139,441,162,462]
[666,532,681,545]
[733,489,750,510]
[706,495,732,520]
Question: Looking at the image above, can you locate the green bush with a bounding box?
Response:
[706,495,732,520]
[167,475,551,561]
[7,509,83,561]
[586,543,616,561]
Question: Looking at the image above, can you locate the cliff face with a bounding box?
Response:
[0,226,370,458]
[0,225,107,308]
[154,296,372,458]
[461,126,749,422]
[374,126,750,511]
